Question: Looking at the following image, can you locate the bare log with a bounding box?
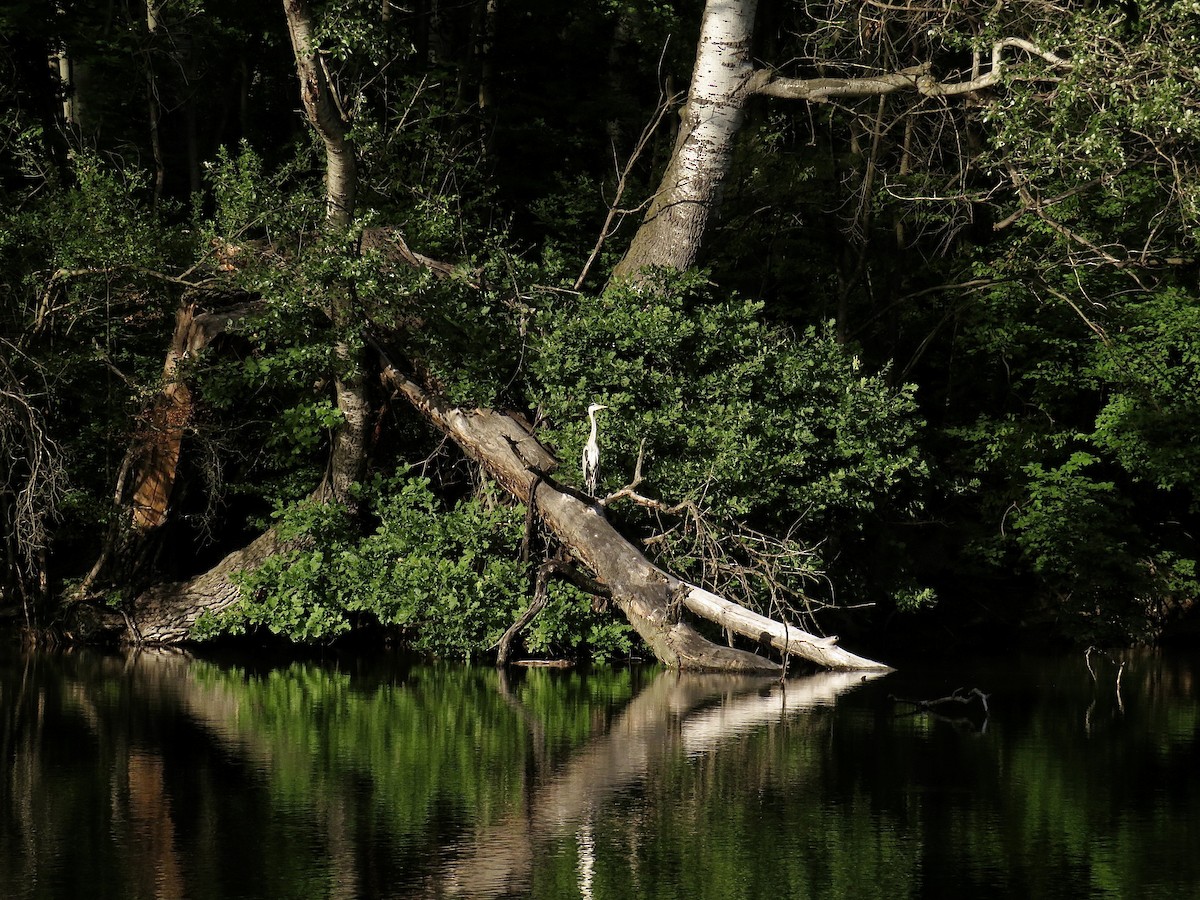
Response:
[681,585,890,670]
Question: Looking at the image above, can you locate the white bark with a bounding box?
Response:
[682,585,890,670]
[610,0,760,281]
[283,0,357,230]
[446,669,885,895]
[611,0,1070,281]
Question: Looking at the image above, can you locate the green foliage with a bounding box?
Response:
[525,584,633,663]
[0,151,191,590]
[202,472,528,653]
[530,268,926,537]
[1087,289,1200,494]
[198,469,633,659]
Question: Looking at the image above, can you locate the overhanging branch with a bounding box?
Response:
[751,38,1071,103]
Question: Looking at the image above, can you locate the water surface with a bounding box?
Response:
[1,647,1197,898]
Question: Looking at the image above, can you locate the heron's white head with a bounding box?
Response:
[587,403,608,416]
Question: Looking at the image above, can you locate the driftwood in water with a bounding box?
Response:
[891,687,991,719]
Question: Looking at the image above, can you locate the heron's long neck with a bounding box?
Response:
[588,413,599,443]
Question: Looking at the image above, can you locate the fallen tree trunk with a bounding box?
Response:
[379,355,891,672]
[86,361,889,671]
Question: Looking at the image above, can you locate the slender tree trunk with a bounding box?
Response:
[145,1,166,210]
[283,0,357,229]
[610,0,760,282]
[283,0,370,502]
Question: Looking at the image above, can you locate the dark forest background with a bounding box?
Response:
[4,0,1200,658]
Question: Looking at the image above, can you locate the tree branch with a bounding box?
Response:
[750,38,1071,103]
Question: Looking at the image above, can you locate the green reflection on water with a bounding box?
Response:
[1,648,1198,899]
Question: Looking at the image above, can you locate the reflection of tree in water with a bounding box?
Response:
[0,648,882,898]
[447,670,885,897]
[4,650,1198,898]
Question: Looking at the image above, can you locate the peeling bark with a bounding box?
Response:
[283,0,357,230]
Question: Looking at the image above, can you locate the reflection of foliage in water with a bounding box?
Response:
[187,659,637,834]
[2,651,1199,899]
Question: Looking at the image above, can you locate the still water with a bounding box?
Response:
[1,646,1197,899]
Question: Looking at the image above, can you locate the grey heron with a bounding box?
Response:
[582,403,608,496]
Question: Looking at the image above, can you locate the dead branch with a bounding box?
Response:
[750,38,1071,103]
[496,559,612,665]
[891,686,991,716]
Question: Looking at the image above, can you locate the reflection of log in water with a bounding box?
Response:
[680,671,883,757]
[94,651,883,899]
[446,669,887,897]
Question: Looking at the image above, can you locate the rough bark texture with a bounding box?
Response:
[108,354,888,671]
[99,1,886,670]
[79,527,287,645]
[381,366,772,671]
[610,0,760,282]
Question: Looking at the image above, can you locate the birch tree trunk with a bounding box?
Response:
[609,1,1070,283]
[609,0,760,282]
[283,0,370,502]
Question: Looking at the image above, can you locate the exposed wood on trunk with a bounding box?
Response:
[130,302,258,530]
[105,344,889,668]
[283,0,356,230]
[680,586,882,670]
